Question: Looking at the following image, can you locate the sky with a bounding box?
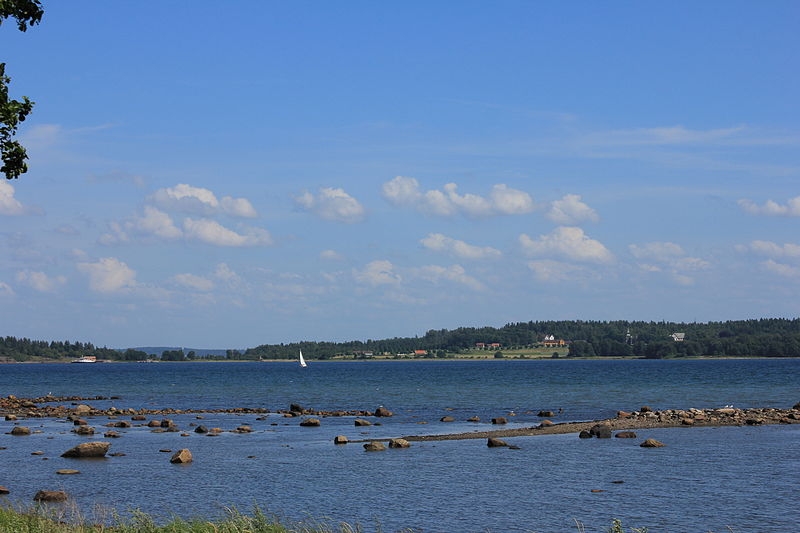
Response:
[1,2,798,349]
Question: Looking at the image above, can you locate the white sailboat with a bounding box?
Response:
[299,349,307,368]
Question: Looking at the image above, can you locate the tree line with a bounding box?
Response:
[2,318,799,362]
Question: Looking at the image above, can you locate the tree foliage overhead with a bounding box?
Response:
[0,0,43,179]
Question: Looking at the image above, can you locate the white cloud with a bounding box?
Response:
[762,259,800,278]
[382,176,534,218]
[547,194,599,225]
[136,206,183,239]
[420,233,501,260]
[0,281,15,298]
[183,218,272,247]
[151,183,257,218]
[416,264,485,291]
[382,176,422,205]
[519,226,614,264]
[629,241,710,285]
[171,273,214,291]
[16,270,67,292]
[221,196,258,218]
[0,181,25,216]
[738,196,800,217]
[295,187,365,223]
[738,240,800,259]
[586,125,747,146]
[76,257,137,293]
[353,260,401,286]
[526,260,584,282]
[320,249,344,261]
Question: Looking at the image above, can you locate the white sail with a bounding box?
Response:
[299,349,307,367]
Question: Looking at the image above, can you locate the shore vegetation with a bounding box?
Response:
[0,505,652,533]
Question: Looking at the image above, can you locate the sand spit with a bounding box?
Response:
[397,405,800,442]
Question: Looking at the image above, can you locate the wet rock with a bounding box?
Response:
[640,438,665,448]
[5,414,16,421]
[537,410,555,417]
[73,418,88,426]
[10,426,31,436]
[170,449,193,464]
[615,431,637,438]
[363,441,386,452]
[354,418,371,427]
[0,486,9,494]
[375,406,393,417]
[389,438,410,449]
[299,418,321,427]
[61,441,110,458]
[73,426,95,436]
[467,416,480,422]
[333,435,349,445]
[578,430,592,439]
[617,411,632,419]
[492,417,507,425]
[34,490,68,502]
[194,425,208,434]
[114,420,131,428]
[589,423,612,438]
[538,420,554,428]
[289,403,307,414]
[440,416,455,422]
[487,437,508,447]
[234,425,253,433]
[103,430,121,438]
[640,406,653,413]
[56,469,80,475]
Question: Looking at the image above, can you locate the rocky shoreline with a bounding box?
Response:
[2,395,798,443]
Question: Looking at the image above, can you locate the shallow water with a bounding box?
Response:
[0,359,798,532]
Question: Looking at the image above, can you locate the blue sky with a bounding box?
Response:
[1,2,798,349]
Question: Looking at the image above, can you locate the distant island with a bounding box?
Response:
[2,318,799,363]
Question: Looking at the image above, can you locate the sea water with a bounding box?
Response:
[0,359,798,532]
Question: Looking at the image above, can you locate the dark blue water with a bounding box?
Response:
[0,359,798,532]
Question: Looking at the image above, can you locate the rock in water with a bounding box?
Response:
[640,438,665,448]
[363,441,386,452]
[487,437,509,447]
[61,441,110,458]
[170,449,193,464]
[34,490,68,502]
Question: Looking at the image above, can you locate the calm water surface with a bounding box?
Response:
[0,359,798,532]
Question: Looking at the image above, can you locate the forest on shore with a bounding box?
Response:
[2,318,799,362]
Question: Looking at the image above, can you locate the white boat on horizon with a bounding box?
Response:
[299,349,307,368]
[71,355,97,363]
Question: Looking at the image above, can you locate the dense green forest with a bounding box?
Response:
[4,318,797,362]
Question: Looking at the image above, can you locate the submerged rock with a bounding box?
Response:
[640,438,665,448]
[34,490,68,502]
[363,441,386,452]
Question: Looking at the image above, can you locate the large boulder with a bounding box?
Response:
[333,435,349,445]
[589,423,612,438]
[299,418,321,427]
[487,437,509,447]
[354,418,371,427]
[389,438,411,449]
[10,426,30,436]
[61,441,110,458]
[170,449,193,464]
[363,441,386,452]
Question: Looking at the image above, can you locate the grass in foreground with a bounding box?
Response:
[0,505,657,533]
